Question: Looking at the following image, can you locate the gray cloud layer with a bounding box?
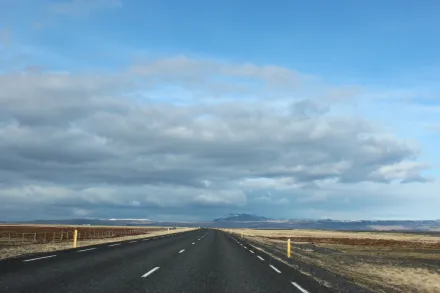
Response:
[0,58,429,220]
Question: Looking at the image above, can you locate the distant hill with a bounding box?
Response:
[207,218,440,231]
[214,213,270,222]
[3,217,440,232]
[10,218,156,226]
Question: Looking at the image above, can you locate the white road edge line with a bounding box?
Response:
[269,265,282,274]
[129,241,137,243]
[77,248,97,252]
[108,243,121,247]
[257,256,264,261]
[141,267,160,278]
[291,282,309,293]
[179,249,185,254]
[23,255,56,262]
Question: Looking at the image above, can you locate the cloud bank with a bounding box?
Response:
[0,56,433,221]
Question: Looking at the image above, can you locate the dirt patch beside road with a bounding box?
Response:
[268,236,440,249]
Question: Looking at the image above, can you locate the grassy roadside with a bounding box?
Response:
[223,229,440,293]
[0,228,196,260]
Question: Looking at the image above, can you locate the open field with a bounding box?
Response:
[0,224,194,260]
[224,229,440,293]
[0,224,169,245]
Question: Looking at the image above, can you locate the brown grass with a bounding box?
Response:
[0,228,196,260]
[222,229,440,293]
[226,228,440,242]
[353,264,440,293]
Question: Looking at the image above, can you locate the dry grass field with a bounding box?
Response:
[0,224,195,260]
[224,229,440,293]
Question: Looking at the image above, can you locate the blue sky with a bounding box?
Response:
[0,0,439,221]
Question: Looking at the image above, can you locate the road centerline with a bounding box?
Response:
[141,267,160,278]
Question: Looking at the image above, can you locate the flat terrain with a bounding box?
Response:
[0,224,177,260]
[0,224,168,243]
[0,229,329,293]
[225,229,440,293]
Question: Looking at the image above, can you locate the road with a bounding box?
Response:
[0,229,331,293]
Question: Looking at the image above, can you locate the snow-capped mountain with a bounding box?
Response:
[214,213,270,222]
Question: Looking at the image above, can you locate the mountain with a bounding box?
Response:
[4,217,440,232]
[206,217,440,231]
[11,218,156,226]
[214,213,270,222]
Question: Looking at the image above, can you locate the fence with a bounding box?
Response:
[0,228,163,246]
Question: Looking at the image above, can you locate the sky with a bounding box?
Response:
[0,0,439,221]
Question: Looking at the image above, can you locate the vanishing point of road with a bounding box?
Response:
[0,229,330,293]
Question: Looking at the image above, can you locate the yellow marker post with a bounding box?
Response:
[73,229,78,248]
[287,238,291,258]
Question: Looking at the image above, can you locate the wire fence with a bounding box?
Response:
[0,228,165,246]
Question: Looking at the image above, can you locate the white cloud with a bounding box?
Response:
[0,56,433,220]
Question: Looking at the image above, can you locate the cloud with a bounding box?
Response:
[0,56,431,220]
[130,55,309,98]
[49,0,123,17]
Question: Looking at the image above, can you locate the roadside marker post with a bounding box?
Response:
[73,229,78,248]
[287,238,291,258]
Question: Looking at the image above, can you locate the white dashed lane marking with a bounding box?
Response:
[179,249,185,254]
[108,243,120,247]
[257,256,264,261]
[291,282,309,293]
[23,255,56,262]
[141,267,160,278]
[269,265,282,274]
[77,248,97,253]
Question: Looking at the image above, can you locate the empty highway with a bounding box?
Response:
[0,229,330,293]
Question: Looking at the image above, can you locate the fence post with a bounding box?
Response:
[44,232,47,242]
[22,233,24,244]
[60,231,64,241]
[8,232,11,244]
[73,230,78,248]
[287,238,291,258]
[52,232,55,242]
[34,233,37,243]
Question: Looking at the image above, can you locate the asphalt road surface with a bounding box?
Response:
[0,229,331,293]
